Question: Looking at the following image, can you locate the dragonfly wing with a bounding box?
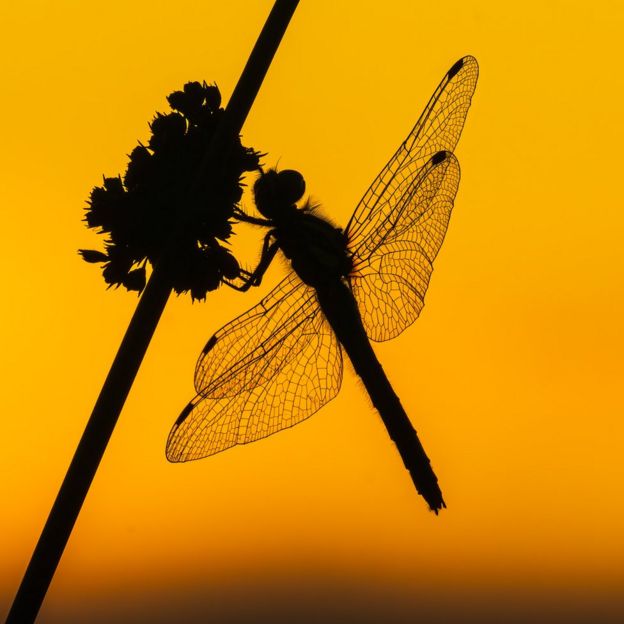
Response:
[167,281,343,461]
[345,56,477,247]
[195,272,317,398]
[349,151,460,342]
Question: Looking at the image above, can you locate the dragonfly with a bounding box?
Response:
[166,56,479,513]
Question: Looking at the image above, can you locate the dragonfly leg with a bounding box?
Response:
[224,230,280,292]
[233,207,273,227]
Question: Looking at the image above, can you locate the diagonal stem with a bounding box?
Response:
[6,1,299,622]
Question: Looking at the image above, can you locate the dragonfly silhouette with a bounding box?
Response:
[167,56,478,512]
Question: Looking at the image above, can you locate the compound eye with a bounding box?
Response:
[276,169,306,204]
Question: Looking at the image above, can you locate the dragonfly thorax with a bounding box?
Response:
[276,209,352,287]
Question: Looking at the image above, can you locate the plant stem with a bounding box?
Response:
[6,1,299,622]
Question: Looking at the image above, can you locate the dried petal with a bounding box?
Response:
[149,113,186,151]
[123,267,146,292]
[203,84,221,111]
[183,81,206,108]
[79,249,109,263]
[218,248,240,279]
[103,176,125,195]
[166,90,187,113]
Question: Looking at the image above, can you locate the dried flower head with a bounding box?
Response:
[80,81,261,300]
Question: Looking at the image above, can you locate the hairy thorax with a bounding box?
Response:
[273,206,352,288]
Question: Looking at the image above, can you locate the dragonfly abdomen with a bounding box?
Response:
[315,278,445,513]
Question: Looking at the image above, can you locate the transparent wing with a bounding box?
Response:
[195,272,315,398]
[166,275,343,461]
[349,151,460,342]
[345,56,477,246]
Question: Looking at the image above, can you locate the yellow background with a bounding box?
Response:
[1,1,623,622]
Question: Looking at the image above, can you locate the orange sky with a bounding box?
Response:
[1,1,623,622]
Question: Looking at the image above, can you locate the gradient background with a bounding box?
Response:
[1,1,623,622]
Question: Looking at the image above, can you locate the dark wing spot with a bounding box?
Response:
[447,58,464,79]
[431,151,448,165]
[203,334,218,354]
[175,401,195,426]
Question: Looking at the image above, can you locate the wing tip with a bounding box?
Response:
[431,150,449,165]
[174,400,195,426]
[203,334,218,354]
[166,403,194,462]
[447,58,464,79]
[448,55,479,80]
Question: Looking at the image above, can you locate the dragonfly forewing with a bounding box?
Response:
[345,55,477,247]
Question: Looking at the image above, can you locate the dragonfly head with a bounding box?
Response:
[254,168,306,219]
